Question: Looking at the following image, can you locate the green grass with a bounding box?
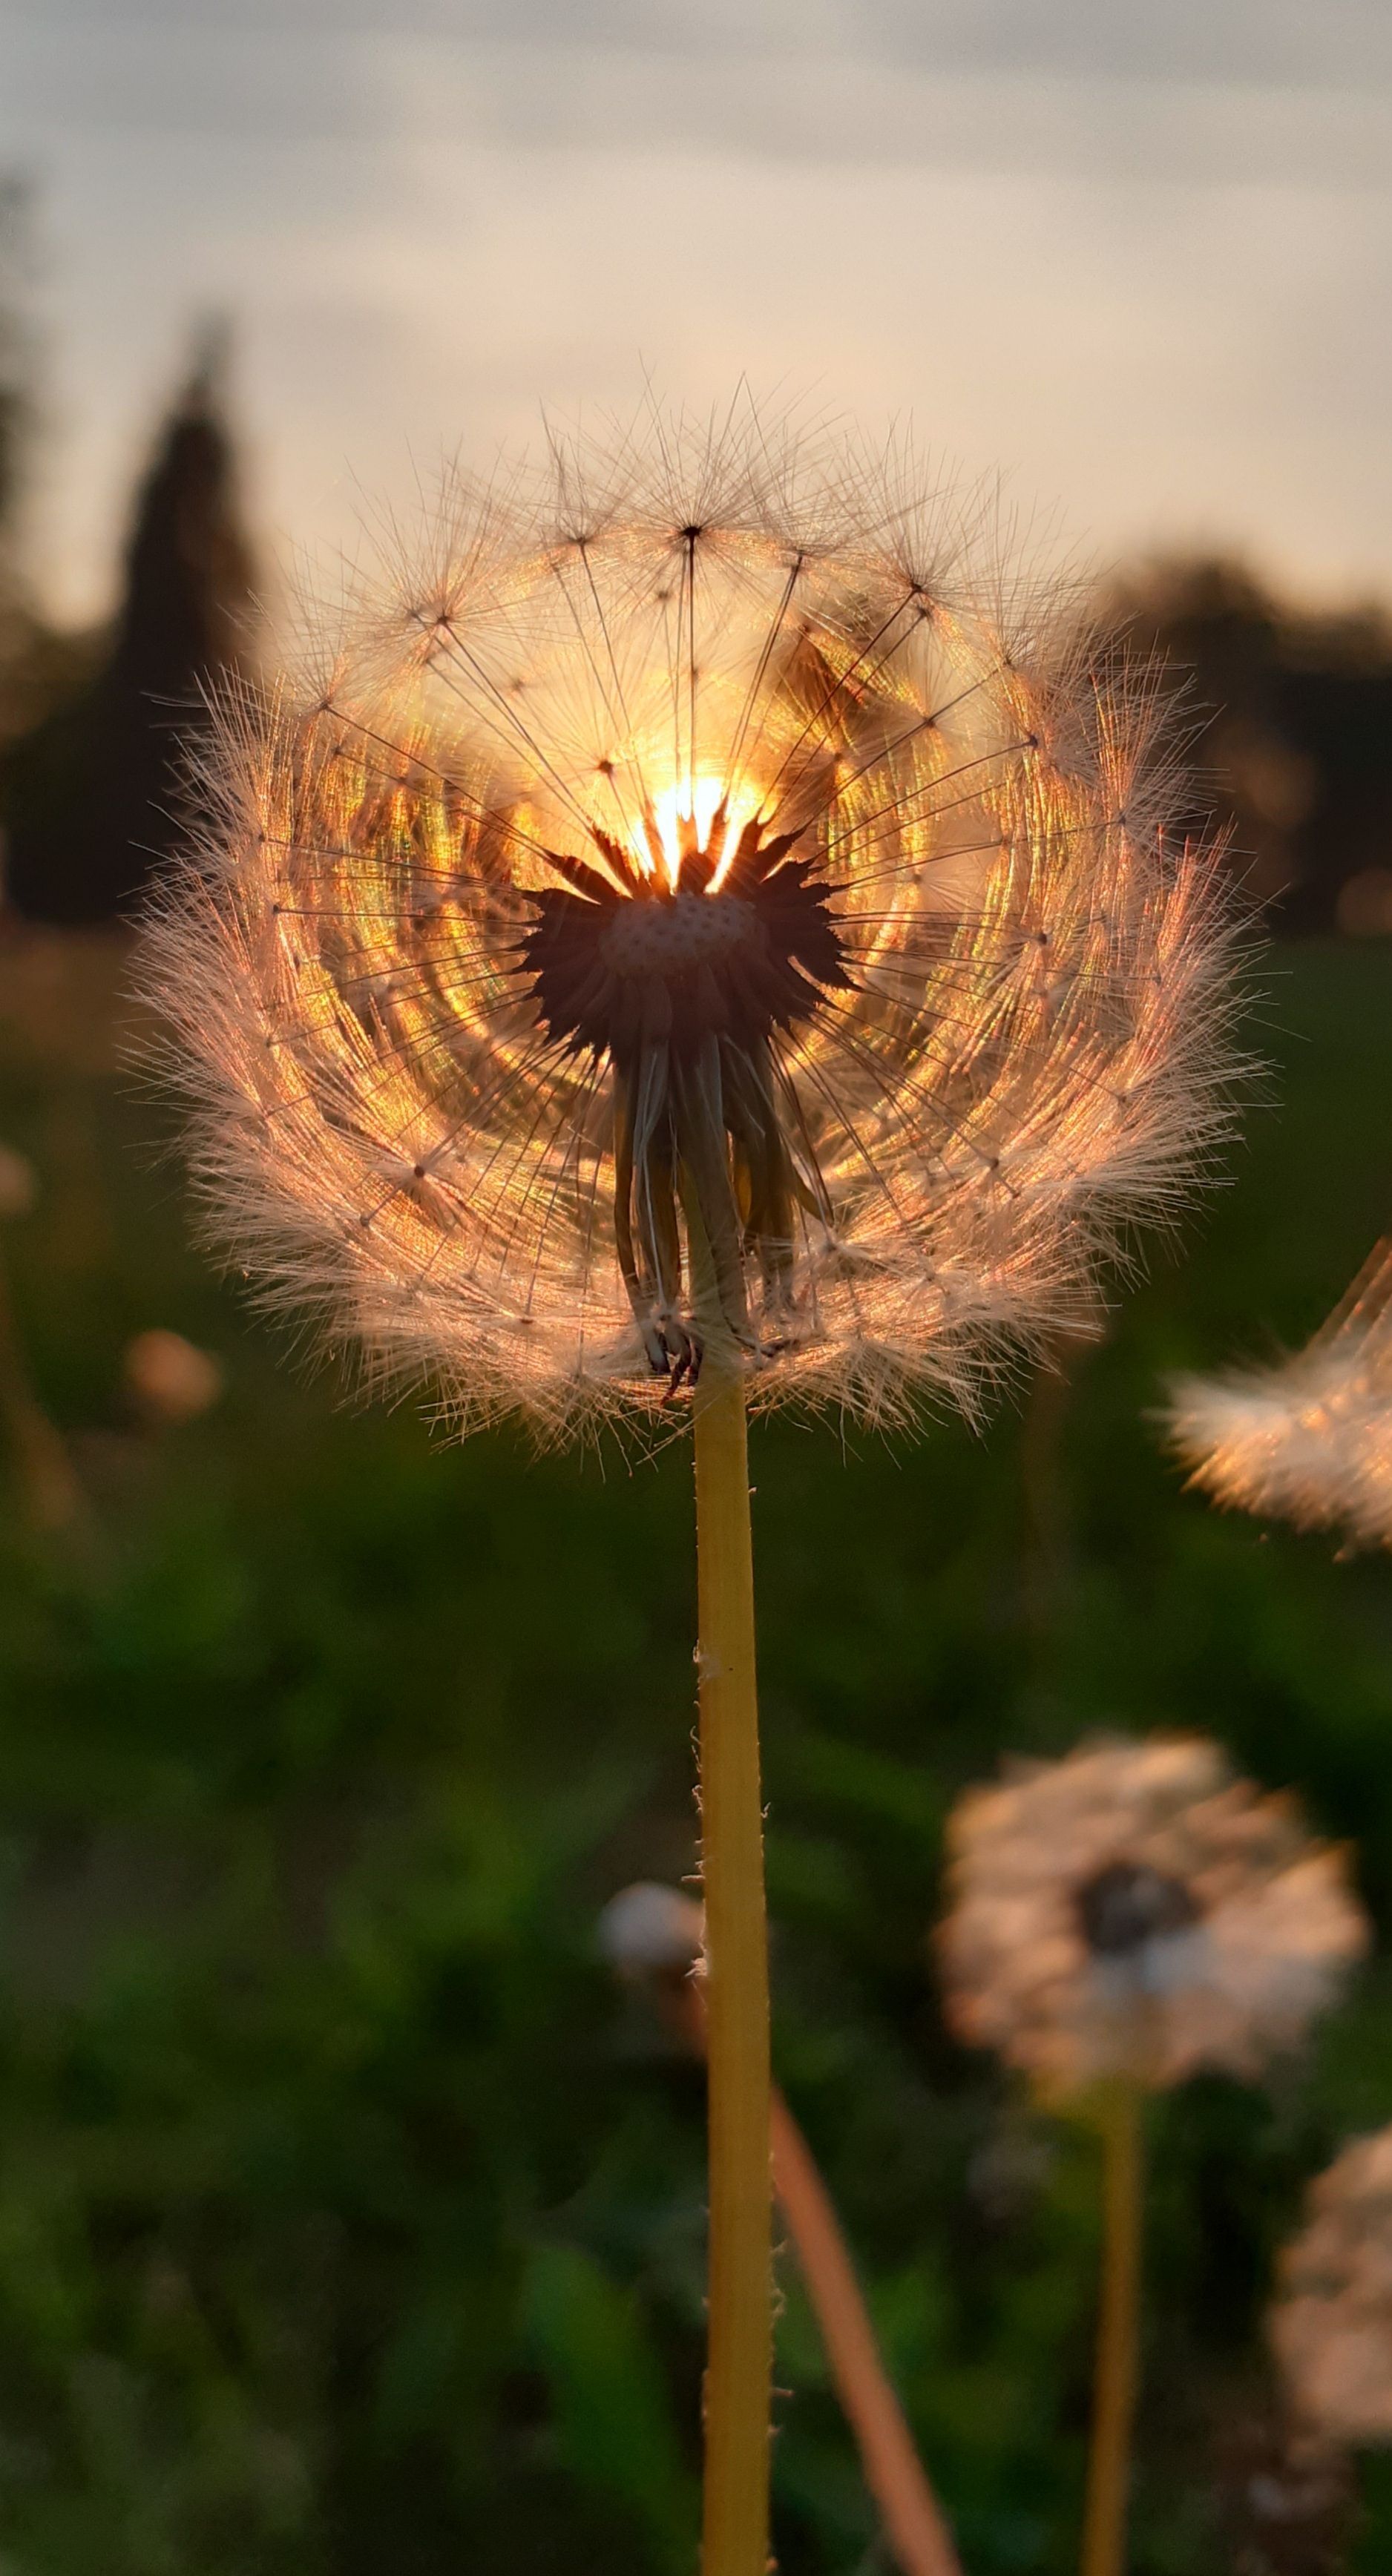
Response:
[0,932,1388,2571]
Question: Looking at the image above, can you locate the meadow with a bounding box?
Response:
[0,924,1389,2575]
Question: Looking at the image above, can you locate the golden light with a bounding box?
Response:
[648,772,761,891]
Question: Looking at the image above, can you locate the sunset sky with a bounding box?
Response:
[6,0,1392,620]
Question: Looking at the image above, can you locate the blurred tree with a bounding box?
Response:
[1103,557,1392,933]
[0,184,101,802]
[0,183,30,545]
[0,177,38,679]
[1,326,257,924]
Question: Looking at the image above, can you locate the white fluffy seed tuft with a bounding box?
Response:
[1166,1241,1392,1551]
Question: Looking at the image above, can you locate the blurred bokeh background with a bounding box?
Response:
[1,5,1392,2569]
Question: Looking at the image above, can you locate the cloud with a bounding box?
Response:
[12,0,1392,104]
[10,0,1392,186]
[4,0,1391,616]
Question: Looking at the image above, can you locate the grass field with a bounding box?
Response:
[0,927,1390,2573]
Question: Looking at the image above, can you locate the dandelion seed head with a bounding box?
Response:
[1166,1243,1392,1551]
[123,1328,225,1425]
[143,409,1242,1442]
[936,1735,1368,2097]
[1272,2127,1392,2447]
[599,1881,704,1979]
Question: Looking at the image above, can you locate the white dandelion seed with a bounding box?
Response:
[936,1735,1368,2097]
[140,408,1242,1445]
[1166,1241,1392,1551]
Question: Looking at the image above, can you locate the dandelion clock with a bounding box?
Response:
[938,1735,1366,2576]
[145,409,1241,2575]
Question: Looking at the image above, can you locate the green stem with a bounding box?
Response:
[694,1363,772,2576]
[1080,2084,1144,2576]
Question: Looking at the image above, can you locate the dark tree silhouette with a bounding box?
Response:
[1103,556,1392,933]
[2,331,257,924]
[0,177,37,668]
[0,184,28,547]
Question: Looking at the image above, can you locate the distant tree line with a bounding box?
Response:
[0,185,1390,932]
[0,188,257,926]
[1103,557,1392,937]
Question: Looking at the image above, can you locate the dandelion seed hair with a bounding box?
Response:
[143,410,1241,1441]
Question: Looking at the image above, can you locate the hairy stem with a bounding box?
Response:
[1080,2083,1144,2576]
[694,1364,772,2576]
[661,1972,961,2576]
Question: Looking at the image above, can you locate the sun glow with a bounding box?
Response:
[648,773,761,891]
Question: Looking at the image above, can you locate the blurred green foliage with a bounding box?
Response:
[0,932,1388,2572]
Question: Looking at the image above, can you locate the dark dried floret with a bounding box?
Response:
[522,806,853,1378]
[1076,1861,1198,1959]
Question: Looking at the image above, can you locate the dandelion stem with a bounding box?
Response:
[656,1968,961,2576]
[649,1927,964,2566]
[767,2092,963,2576]
[1080,2082,1144,2576]
[694,1362,772,2576]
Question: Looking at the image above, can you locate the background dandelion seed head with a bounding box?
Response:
[143,409,1244,1443]
[1273,2126,1392,2450]
[936,1735,1368,2096]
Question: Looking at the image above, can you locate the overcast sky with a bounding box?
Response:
[4,0,1391,619]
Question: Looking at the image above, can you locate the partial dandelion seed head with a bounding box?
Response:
[935,1735,1368,2098]
[123,1329,225,1426]
[142,407,1244,1445]
[599,1881,705,1982]
[1272,2127,1392,2448]
[1166,1241,1392,1551]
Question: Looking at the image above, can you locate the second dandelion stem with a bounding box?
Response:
[1080,2082,1144,2576]
[694,1362,772,2576]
